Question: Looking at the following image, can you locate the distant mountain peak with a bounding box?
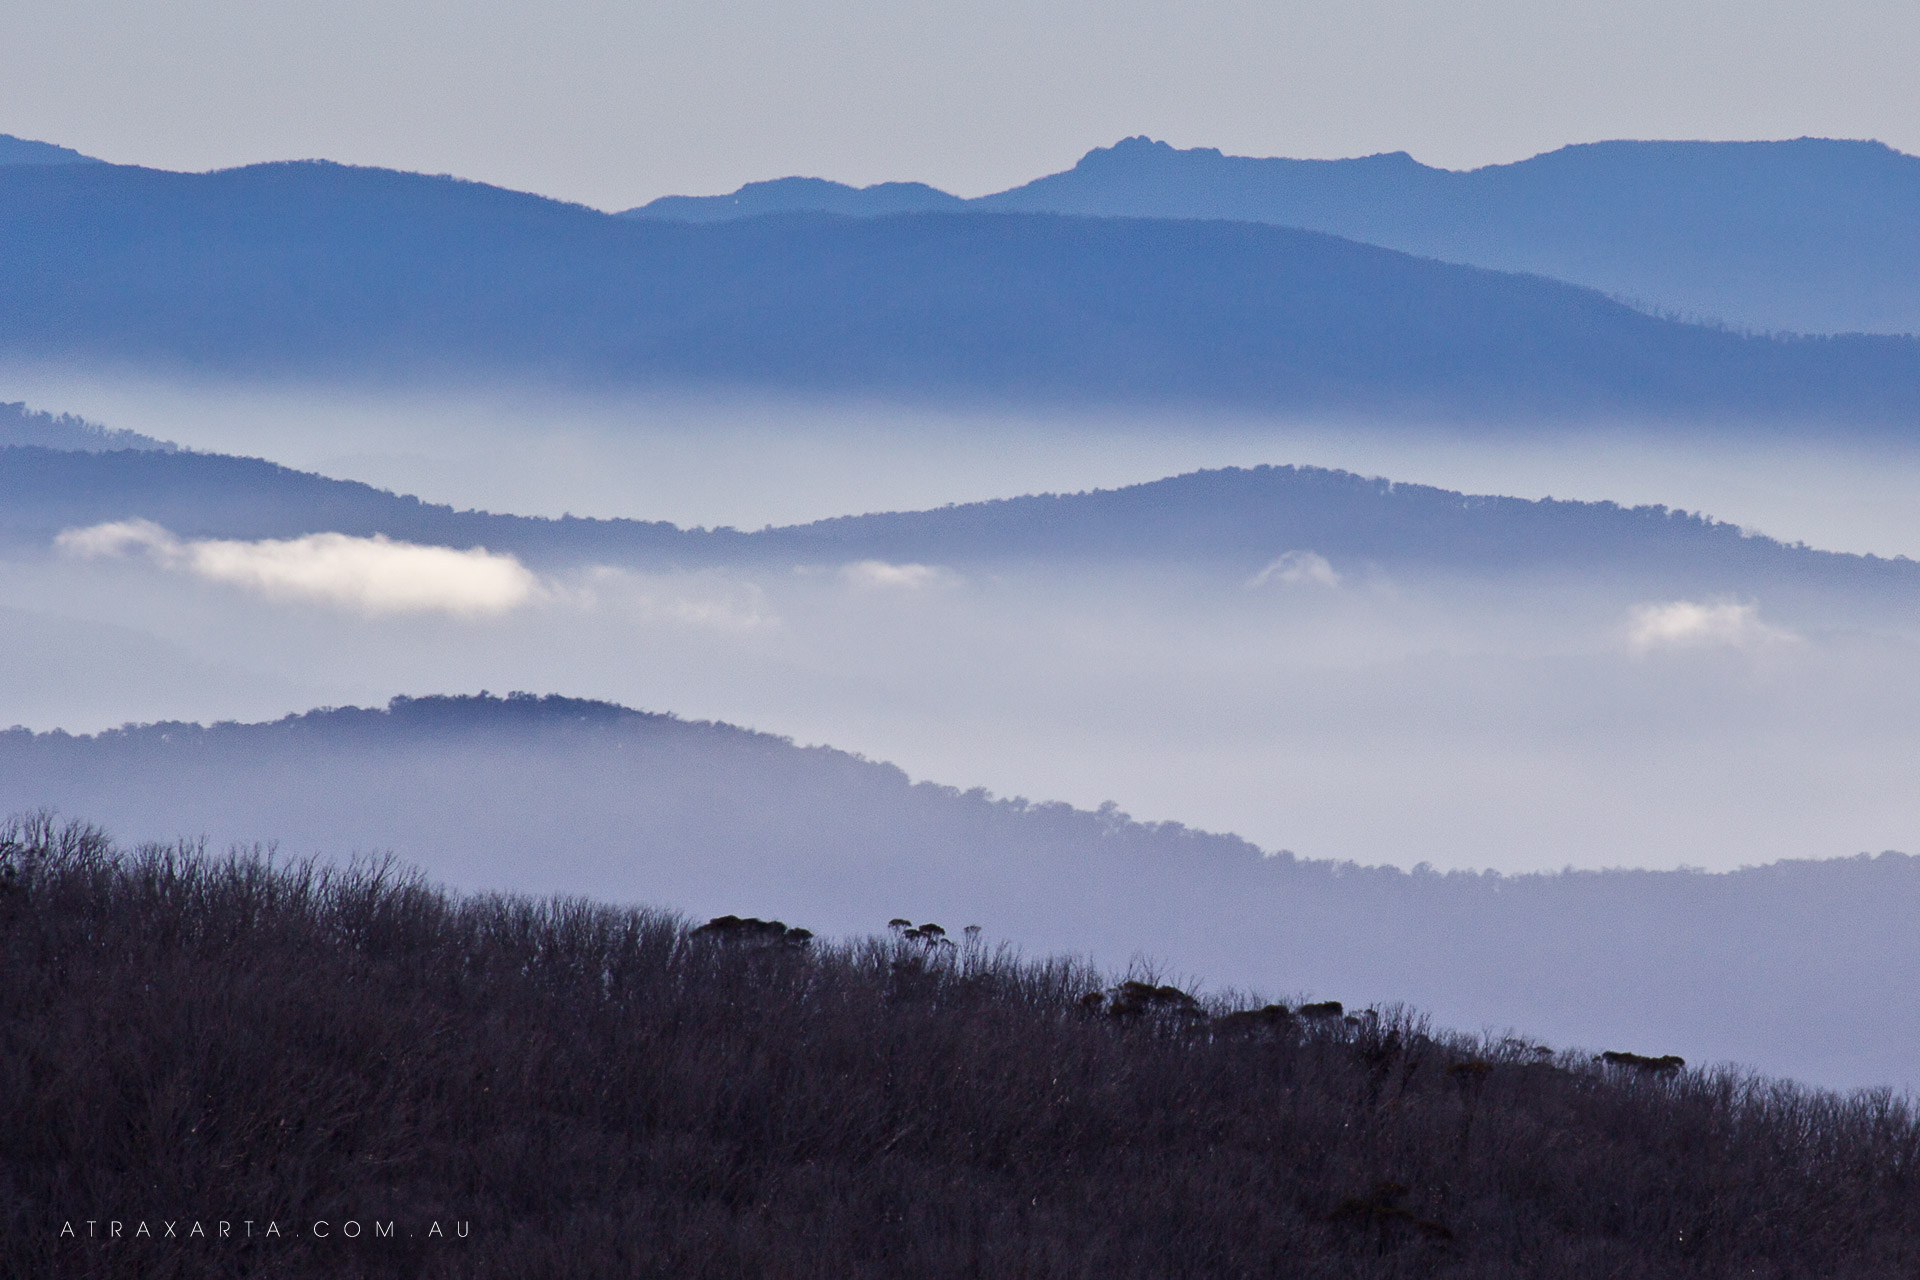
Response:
[623,174,965,222]
[1074,136,1422,170]
[1101,135,1192,157]
[0,133,103,166]
[974,135,1920,334]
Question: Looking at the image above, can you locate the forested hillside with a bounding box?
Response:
[5,693,1918,1090]
[0,403,174,453]
[4,814,1917,1278]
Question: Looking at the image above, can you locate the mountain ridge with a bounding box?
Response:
[5,159,1919,423]
[6,445,1916,591]
[629,136,1920,336]
[0,133,101,166]
[0,401,175,452]
[5,689,1918,1090]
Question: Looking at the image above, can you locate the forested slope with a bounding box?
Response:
[5,814,1917,1278]
[4,694,1917,1090]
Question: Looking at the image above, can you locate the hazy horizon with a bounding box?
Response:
[10,369,1920,560]
[4,1,1918,209]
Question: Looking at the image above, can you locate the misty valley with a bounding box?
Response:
[3,430,1917,893]
[6,125,1920,1277]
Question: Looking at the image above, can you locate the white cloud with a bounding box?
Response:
[1248,550,1340,588]
[1625,599,1798,652]
[839,560,944,590]
[57,519,540,617]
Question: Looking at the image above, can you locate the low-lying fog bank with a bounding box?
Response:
[2,694,1914,1094]
[4,386,1917,1094]
[3,447,1918,874]
[9,371,1920,558]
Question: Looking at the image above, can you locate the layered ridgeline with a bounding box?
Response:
[0,402,174,452]
[630,136,1920,337]
[0,133,100,167]
[3,444,1916,599]
[9,439,1917,894]
[3,161,1919,423]
[6,814,1918,1277]
[3,693,1917,1093]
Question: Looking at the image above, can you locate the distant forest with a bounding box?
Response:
[4,813,1917,1278]
[0,403,174,453]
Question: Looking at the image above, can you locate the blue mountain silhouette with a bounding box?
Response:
[5,446,1912,601]
[632,136,1920,336]
[0,401,174,452]
[3,159,1918,424]
[635,175,964,221]
[0,133,101,166]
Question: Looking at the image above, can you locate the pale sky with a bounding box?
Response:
[1,0,1916,210]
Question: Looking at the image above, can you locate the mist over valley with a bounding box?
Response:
[5,692,1917,1095]
[3,429,1917,885]
[14,370,1920,561]
[5,115,1920,1271]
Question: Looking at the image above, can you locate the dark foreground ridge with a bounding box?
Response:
[3,814,1917,1278]
[9,692,1920,1092]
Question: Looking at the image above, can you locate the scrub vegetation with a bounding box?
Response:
[3,814,1916,1278]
